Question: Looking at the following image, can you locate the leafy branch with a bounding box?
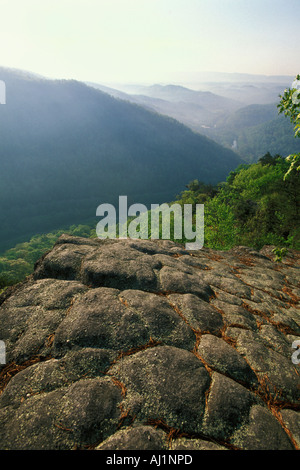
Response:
[277,74,300,179]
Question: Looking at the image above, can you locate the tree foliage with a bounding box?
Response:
[174,154,299,251]
[0,69,241,253]
[278,74,300,179]
[0,224,96,291]
[1,155,299,291]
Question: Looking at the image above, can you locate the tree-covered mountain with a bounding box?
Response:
[88,82,243,131]
[174,155,299,251]
[0,67,242,252]
[200,102,300,161]
[195,76,293,105]
[1,74,299,293]
[1,152,299,292]
[88,81,300,162]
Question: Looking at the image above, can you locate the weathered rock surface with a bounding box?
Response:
[0,235,299,450]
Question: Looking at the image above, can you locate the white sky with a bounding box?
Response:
[0,0,299,84]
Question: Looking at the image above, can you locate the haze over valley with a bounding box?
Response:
[0,66,243,251]
[88,74,300,161]
[0,0,299,278]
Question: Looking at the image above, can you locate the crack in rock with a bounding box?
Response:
[0,235,299,450]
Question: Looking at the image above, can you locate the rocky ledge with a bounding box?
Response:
[0,235,299,450]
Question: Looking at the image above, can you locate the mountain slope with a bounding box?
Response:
[88,82,243,131]
[88,82,300,160]
[200,103,300,161]
[0,67,242,251]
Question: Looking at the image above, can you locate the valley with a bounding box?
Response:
[0,67,241,252]
[88,75,300,162]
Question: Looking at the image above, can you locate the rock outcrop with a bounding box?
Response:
[0,235,299,450]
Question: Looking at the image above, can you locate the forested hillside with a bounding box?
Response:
[89,81,300,162]
[88,83,242,130]
[0,223,96,289]
[1,153,299,291]
[0,67,241,252]
[200,103,300,161]
[1,70,299,293]
[174,154,299,251]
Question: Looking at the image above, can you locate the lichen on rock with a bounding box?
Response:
[0,235,299,450]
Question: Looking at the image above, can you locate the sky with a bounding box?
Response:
[0,0,299,85]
